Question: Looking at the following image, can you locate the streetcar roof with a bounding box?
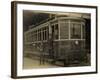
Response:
[24,16,85,34]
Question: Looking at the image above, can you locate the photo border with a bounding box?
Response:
[11,1,98,78]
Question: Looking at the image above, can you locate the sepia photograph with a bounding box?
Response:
[23,11,91,69]
[11,1,97,78]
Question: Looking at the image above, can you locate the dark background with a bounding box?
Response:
[23,10,50,31]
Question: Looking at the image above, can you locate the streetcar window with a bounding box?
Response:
[45,30,47,40]
[60,23,69,39]
[32,32,34,42]
[39,29,41,41]
[47,27,49,40]
[51,24,59,40]
[35,30,37,41]
[51,25,54,39]
[40,29,42,40]
[42,28,44,40]
[82,24,85,39]
[39,29,40,41]
[38,29,40,41]
[43,31,45,40]
[45,27,47,40]
[33,31,35,41]
[42,27,46,40]
[54,24,59,39]
[70,23,81,39]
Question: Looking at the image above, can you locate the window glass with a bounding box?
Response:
[35,30,37,41]
[40,29,42,41]
[60,23,69,39]
[51,25,54,39]
[38,29,39,41]
[33,31,35,42]
[47,27,49,40]
[42,30,45,40]
[82,24,85,39]
[51,24,59,40]
[70,23,81,39]
[45,30,47,40]
[54,24,59,39]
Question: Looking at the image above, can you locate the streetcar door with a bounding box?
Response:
[48,24,59,60]
[48,25,54,59]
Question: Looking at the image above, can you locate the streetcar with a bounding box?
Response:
[24,15,88,66]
